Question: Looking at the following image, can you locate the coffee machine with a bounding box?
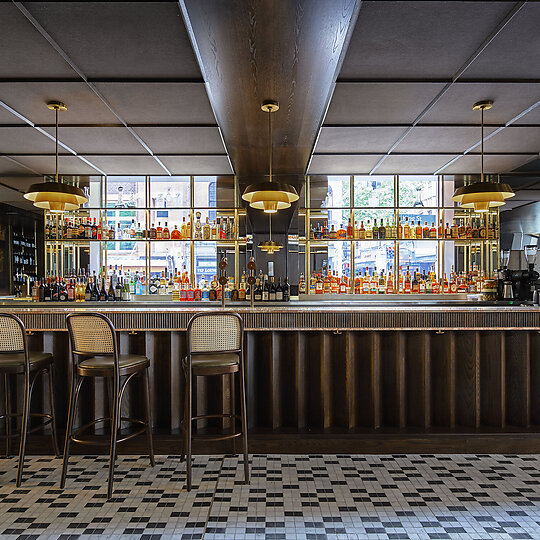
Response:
[498,245,539,302]
[497,249,513,300]
[511,245,539,302]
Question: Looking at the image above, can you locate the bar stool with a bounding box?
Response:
[181,311,249,491]
[0,313,59,486]
[61,313,154,500]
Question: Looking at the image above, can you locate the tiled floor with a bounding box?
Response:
[0,454,538,539]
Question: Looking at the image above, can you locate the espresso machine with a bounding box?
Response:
[498,245,539,302]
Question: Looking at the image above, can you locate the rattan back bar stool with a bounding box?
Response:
[0,313,59,486]
[181,311,249,491]
[61,313,154,500]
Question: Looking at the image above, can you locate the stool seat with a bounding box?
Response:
[184,353,239,367]
[78,354,149,376]
[0,351,52,373]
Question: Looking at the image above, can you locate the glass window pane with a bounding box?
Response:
[354,176,394,207]
[150,176,190,208]
[353,240,395,293]
[309,176,350,208]
[353,209,395,239]
[399,240,438,277]
[398,175,438,207]
[195,176,235,208]
[398,209,439,239]
[106,176,146,208]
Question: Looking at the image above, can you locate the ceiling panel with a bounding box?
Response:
[340,1,511,79]
[133,127,226,154]
[376,155,454,175]
[0,127,61,154]
[442,154,538,175]
[0,107,26,125]
[42,126,144,154]
[326,83,445,124]
[0,157,39,176]
[463,3,540,79]
[94,83,215,124]
[0,83,119,124]
[484,127,540,154]
[512,189,540,202]
[23,2,201,79]
[394,126,497,153]
[307,155,381,175]
[159,156,233,175]
[315,127,406,153]
[7,155,100,176]
[81,155,166,175]
[421,83,540,124]
[0,4,77,78]
[514,105,540,125]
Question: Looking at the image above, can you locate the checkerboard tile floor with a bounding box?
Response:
[0,454,538,539]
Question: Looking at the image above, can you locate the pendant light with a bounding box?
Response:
[258,213,282,254]
[24,102,88,212]
[242,100,299,213]
[451,100,514,213]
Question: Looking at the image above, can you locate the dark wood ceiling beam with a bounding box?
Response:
[179,0,361,179]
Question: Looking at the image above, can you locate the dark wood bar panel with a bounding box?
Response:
[2,304,540,454]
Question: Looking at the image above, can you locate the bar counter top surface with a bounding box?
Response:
[0,299,538,330]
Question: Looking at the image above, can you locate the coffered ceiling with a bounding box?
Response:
[0,1,540,212]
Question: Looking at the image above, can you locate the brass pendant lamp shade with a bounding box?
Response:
[451,101,514,213]
[258,213,282,254]
[24,102,88,212]
[242,101,299,213]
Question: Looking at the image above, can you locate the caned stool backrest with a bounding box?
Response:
[188,312,243,354]
[66,313,116,356]
[0,314,26,353]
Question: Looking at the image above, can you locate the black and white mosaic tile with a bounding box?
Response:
[0,454,538,539]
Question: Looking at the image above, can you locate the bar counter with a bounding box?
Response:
[2,300,540,454]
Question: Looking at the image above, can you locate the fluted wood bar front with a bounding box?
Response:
[1,304,539,454]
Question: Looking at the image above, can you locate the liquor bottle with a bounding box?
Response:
[359,220,365,240]
[378,270,385,294]
[370,268,378,294]
[362,267,370,294]
[274,277,282,301]
[404,217,411,239]
[410,220,416,239]
[171,224,181,239]
[219,218,225,240]
[429,222,437,239]
[107,279,116,301]
[365,220,373,240]
[458,218,466,239]
[423,221,430,239]
[58,280,68,302]
[269,277,276,301]
[211,220,218,240]
[412,269,419,293]
[298,273,306,294]
[282,277,290,302]
[315,273,324,294]
[38,279,45,302]
[194,211,203,240]
[67,278,75,301]
[329,224,336,239]
[353,220,359,240]
[466,219,473,239]
[386,267,394,294]
[372,219,378,240]
[99,279,107,301]
[261,275,269,301]
[180,217,187,239]
[379,219,386,240]
[479,217,487,239]
[404,267,412,293]
[354,272,362,294]
[203,217,211,240]
[472,218,479,239]
[416,220,422,239]
[337,224,346,240]
[346,219,353,239]
[156,222,163,240]
[323,221,329,239]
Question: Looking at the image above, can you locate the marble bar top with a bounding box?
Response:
[0,301,538,331]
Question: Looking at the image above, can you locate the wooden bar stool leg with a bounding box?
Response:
[186,366,193,492]
[4,374,10,458]
[47,366,60,457]
[60,375,83,489]
[142,370,155,467]
[239,361,249,484]
[107,375,120,501]
[16,369,31,487]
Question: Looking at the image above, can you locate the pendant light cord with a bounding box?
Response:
[268,109,272,183]
[480,106,484,183]
[55,107,59,183]
[269,213,272,242]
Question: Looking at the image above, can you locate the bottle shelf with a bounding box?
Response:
[45,238,250,244]
[300,237,496,243]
